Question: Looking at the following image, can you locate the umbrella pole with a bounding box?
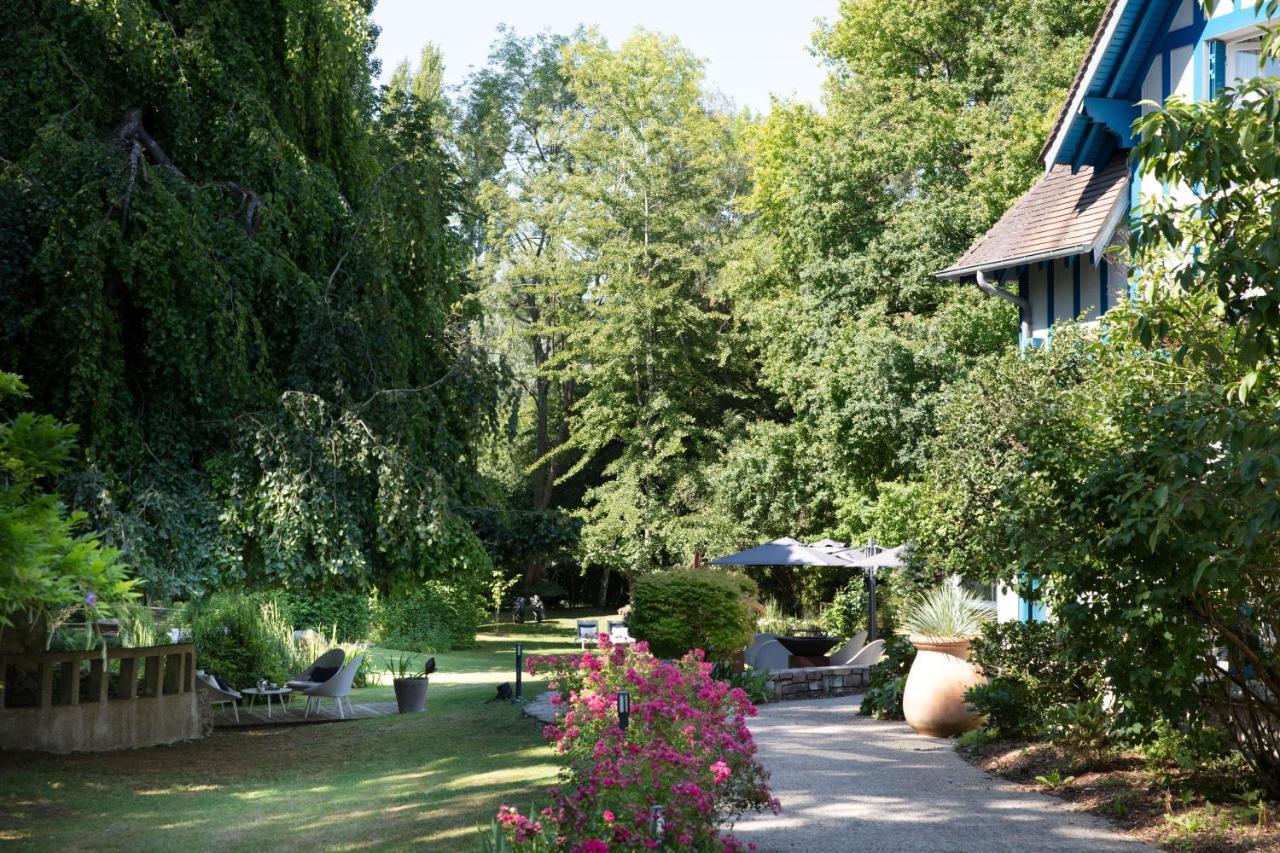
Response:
[866,569,877,642]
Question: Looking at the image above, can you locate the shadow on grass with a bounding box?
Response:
[0,609,606,851]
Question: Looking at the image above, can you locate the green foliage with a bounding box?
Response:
[114,601,158,649]
[859,635,915,719]
[965,680,1038,739]
[895,584,992,639]
[0,370,135,649]
[373,581,486,653]
[1034,770,1075,790]
[629,569,758,661]
[964,614,1104,740]
[710,661,772,705]
[0,0,496,601]
[821,580,867,639]
[189,594,293,689]
[262,590,373,643]
[1043,690,1114,766]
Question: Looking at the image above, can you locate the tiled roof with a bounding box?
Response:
[936,153,1129,279]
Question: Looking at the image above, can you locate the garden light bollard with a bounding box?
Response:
[617,690,630,731]
[514,642,523,702]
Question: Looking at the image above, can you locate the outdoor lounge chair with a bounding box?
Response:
[577,620,600,649]
[828,630,869,666]
[196,670,242,723]
[303,654,364,719]
[607,620,633,644]
[743,633,777,670]
[287,648,346,691]
[749,639,791,673]
[844,639,886,668]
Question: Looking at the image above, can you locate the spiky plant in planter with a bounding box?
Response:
[897,585,994,738]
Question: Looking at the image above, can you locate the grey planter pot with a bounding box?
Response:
[393,677,429,713]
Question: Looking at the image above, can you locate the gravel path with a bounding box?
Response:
[733,695,1153,852]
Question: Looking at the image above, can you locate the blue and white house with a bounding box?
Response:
[938,0,1279,620]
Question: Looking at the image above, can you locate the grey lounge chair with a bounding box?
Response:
[845,639,886,668]
[303,654,364,719]
[196,670,242,723]
[749,639,792,673]
[287,648,345,691]
[829,630,869,666]
[744,633,777,670]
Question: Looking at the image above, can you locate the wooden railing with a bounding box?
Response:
[0,643,196,710]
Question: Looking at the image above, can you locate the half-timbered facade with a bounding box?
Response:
[937,0,1280,619]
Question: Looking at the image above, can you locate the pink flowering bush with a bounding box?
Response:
[493,638,779,851]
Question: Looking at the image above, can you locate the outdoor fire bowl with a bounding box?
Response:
[775,635,839,658]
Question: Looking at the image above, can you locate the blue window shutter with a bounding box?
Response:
[1209,40,1226,98]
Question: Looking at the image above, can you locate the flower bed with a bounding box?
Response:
[493,639,779,851]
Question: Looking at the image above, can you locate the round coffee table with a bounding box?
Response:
[242,686,292,718]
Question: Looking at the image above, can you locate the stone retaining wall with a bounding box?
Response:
[762,665,870,703]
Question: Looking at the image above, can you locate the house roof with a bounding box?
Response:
[936,153,1130,279]
[1042,0,1186,168]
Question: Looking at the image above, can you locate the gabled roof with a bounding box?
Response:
[1042,0,1182,168]
[936,153,1130,279]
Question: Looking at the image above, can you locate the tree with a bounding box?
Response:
[549,31,750,581]
[0,371,135,652]
[462,30,587,593]
[705,0,1102,579]
[0,0,496,598]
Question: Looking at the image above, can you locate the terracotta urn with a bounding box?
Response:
[902,635,986,737]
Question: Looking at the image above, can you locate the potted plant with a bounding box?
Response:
[387,655,430,714]
[897,585,993,737]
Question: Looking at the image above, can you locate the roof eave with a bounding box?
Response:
[1040,0,1129,168]
[936,244,1097,281]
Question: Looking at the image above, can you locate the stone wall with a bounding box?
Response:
[762,665,870,703]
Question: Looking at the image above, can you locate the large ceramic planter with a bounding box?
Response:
[902,635,986,737]
[393,677,429,713]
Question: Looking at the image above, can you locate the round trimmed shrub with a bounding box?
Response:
[629,569,757,661]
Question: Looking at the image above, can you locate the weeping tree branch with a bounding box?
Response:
[110,108,261,235]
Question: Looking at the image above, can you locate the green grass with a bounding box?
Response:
[0,610,605,851]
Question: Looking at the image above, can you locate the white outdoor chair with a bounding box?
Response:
[196,670,242,723]
[743,633,777,670]
[303,654,364,719]
[287,648,345,691]
[829,630,869,666]
[577,620,600,649]
[607,620,633,644]
[845,639,886,668]
[750,639,792,673]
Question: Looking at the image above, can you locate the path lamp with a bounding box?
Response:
[617,690,630,731]
[649,804,664,842]
[514,642,524,703]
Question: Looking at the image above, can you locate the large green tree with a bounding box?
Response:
[549,31,751,581]
[0,0,495,599]
[705,0,1104,592]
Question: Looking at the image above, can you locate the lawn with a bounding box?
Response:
[0,611,600,851]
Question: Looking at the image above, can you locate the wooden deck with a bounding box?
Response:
[212,701,400,728]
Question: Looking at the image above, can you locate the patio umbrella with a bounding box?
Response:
[846,544,909,569]
[709,537,860,568]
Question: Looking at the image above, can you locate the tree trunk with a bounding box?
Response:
[597,567,611,609]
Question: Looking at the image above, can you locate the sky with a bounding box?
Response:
[370,0,838,114]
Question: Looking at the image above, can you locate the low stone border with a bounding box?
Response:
[762,665,870,702]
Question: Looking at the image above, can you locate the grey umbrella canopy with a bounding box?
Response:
[845,544,909,568]
[710,537,860,567]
